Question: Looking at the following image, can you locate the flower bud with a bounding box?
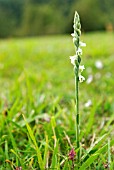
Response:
[79,75,85,83]
[69,55,78,66]
[79,41,86,47]
[76,48,82,56]
[68,148,76,161]
[76,29,81,36]
[79,65,85,72]
[77,22,81,29]
[73,37,78,46]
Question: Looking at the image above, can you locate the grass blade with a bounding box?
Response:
[79,153,99,170]
[50,143,58,169]
[81,134,107,162]
[108,139,111,169]
[44,132,49,169]
[22,114,44,170]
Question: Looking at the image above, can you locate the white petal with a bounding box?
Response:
[71,33,75,37]
[86,75,93,84]
[84,99,92,107]
[69,55,77,65]
[76,48,82,55]
[79,65,85,72]
[73,37,77,44]
[79,75,85,83]
[95,60,103,69]
[80,41,86,47]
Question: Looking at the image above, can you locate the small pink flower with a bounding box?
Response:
[68,148,76,161]
[15,167,22,170]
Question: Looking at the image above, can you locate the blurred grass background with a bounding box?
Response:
[0,32,114,108]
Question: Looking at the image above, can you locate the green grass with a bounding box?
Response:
[0,32,114,169]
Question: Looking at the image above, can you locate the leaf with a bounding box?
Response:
[81,134,107,162]
[100,114,114,136]
[43,132,49,169]
[79,154,99,170]
[22,114,44,170]
[50,142,58,169]
[93,139,114,157]
[84,105,96,136]
[108,139,111,166]
[62,159,70,170]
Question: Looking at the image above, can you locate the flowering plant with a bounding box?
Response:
[70,11,86,162]
[70,11,86,83]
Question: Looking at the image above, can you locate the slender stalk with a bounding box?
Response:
[70,11,86,165]
[75,66,80,162]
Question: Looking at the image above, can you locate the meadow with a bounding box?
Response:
[0,32,114,169]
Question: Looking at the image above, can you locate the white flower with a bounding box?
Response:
[95,60,103,69]
[86,74,93,84]
[69,55,77,65]
[73,37,76,41]
[73,37,77,44]
[84,99,92,108]
[79,41,86,47]
[76,48,82,55]
[71,33,75,37]
[79,65,85,73]
[79,75,85,83]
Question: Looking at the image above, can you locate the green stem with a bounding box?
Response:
[75,66,80,162]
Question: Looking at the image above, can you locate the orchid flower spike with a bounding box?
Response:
[69,11,86,83]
